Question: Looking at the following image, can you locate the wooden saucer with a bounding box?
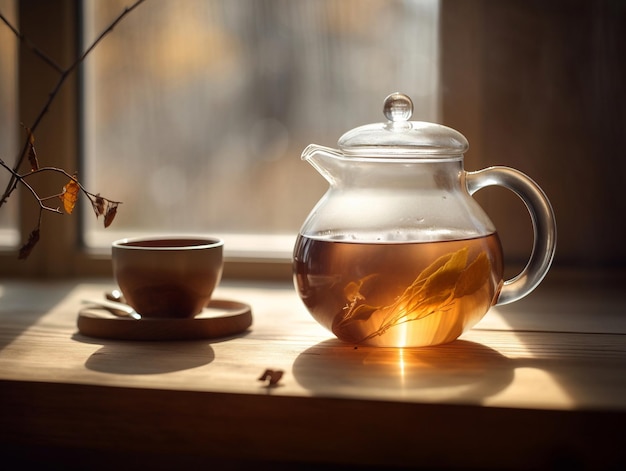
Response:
[77,299,252,341]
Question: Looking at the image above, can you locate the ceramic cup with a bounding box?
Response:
[111,236,224,319]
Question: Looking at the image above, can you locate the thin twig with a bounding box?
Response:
[78,0,147,67]
[0,12,64,73]
[21,164,122,204]
[0,159,62,213]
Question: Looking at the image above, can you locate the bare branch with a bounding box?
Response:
[0,0,146,208]
[22,165,122,205]
[0,1,143,258]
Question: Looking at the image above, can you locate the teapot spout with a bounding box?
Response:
[301,144,344,185]
[301,144,343,163]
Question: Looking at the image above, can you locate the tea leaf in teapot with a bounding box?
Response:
[381,247,466,321]
[338,246,491,343]
[414,249,462,284]
[340,274,380,325]
[343,274,378,304]
[454,251,491,298]
[345,303,380,322]
[416,247,468,302]
[369,249,468,327]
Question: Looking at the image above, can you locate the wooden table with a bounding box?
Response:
[1,272,625,469]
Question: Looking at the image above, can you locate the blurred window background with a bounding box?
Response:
[81,0,441,259]
[1,0,624,275]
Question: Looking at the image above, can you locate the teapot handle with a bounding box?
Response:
[465,166,557,305]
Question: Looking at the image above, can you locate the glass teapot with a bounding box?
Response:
[293,93,556,347]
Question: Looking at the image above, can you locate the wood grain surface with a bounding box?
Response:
[1,274,625,469]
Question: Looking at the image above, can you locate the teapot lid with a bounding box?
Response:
[337,92,469,157]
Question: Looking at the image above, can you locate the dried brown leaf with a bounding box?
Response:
[26,129,39,172]
[92,194,105,217]
[18,227,40,260]
[104,202,118,228]
[258,369,284,386]
[60,177,80,214]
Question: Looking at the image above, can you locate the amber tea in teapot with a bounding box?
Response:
[294,234,503,347]
[293,93,556,347]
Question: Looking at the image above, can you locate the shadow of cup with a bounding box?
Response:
[84,341,215,375]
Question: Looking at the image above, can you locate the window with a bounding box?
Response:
[0,0,440,277]
[81,0,440,260]
[2,1,622,278]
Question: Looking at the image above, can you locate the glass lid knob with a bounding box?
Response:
[383,92,413,122]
